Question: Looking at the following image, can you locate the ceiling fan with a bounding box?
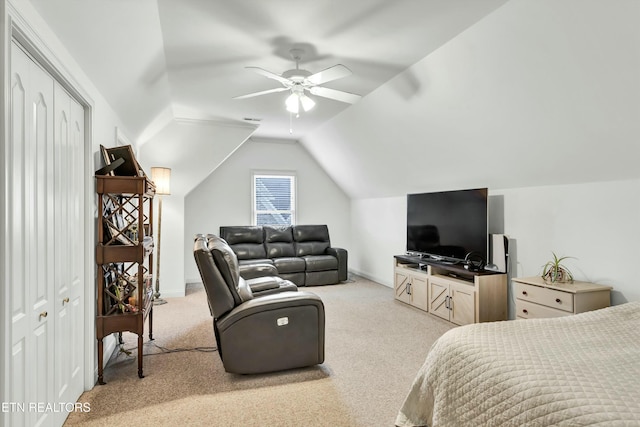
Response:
[234,48,361,115]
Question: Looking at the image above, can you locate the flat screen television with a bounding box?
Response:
[406,188,488,263]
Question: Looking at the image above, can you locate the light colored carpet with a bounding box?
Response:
[65,276,453,426]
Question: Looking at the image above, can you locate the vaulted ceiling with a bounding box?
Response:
[25,0,640,200]
[27,0,508,141]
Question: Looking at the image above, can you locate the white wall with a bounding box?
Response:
[350,179,640,315]
[349,196,405,285]
[184,138,351,283]
[137,119,256,298]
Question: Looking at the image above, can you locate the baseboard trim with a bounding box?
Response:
[348,269,392,288]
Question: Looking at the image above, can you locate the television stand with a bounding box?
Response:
[393,255,507,325]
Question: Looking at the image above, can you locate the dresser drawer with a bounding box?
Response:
[515,282,574,313]
[516,299,572,319]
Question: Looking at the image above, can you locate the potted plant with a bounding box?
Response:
[541,252,575,283]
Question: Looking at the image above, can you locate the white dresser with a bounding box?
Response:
[512,276,612,319]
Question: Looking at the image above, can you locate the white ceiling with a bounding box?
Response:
[27,0,509,142]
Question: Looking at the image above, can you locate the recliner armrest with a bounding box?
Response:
[326,247,348,281]
[216,291,325,374]
[239,263,278,280]
[218,291,324,330]
[246,276,282,293]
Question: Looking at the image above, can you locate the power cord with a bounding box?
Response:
[116,341,217,359]
[144,341,217,356]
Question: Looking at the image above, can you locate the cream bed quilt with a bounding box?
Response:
[396,301,640,426]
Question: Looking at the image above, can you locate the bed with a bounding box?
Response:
[396,301,640,426]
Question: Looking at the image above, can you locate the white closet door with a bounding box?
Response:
[8,38,31,427]
[53,82,85,422]
[10,40,55,427]
[8,41,85,427]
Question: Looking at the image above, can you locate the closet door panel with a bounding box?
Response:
[28,48,56,427]
[8,42,55,427]
[68,96,85,399]
[53,83,85,409]
[9,45,29,420]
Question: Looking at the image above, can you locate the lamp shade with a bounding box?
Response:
[299,94,315,112]
[285,92,299,114]
[151,167,171,195]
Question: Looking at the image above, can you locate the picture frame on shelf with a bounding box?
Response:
[103,145,141,177]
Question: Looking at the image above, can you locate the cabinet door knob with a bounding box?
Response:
[555,298,562,304]
[522,309,528,315]
[522,291,528,296]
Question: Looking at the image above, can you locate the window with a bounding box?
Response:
[252,172,296,226]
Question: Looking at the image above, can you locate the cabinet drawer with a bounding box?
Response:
[516,299,572,319]
[514,282,574,313]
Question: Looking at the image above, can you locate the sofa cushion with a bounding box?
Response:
[220,226,266,260]
[274,257,306,273]
[220,226,264,245]
[295,241,330,256]
[293,225,331,256]
[265,226,294,243]
[293,225,330,242]
[264,226,295,258]
[303,255,338,272]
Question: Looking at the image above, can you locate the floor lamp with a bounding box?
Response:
[151,167,171,305]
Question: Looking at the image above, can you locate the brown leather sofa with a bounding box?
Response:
[193,234,325,374]
[219,225,348,286]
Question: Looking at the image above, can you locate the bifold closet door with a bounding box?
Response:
[53,82,85,418]
[7,41,85,427]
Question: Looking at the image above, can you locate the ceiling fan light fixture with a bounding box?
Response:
[285,92,299,114]
[299,94,315,112]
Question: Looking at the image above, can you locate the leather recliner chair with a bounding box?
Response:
[199,234,298,297]
[193,234,325,374]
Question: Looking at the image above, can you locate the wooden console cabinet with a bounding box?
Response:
[394,255,507,325]
[512,276,611,319]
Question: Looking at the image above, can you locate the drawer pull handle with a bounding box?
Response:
[522,291,528,296]
[522,309,528,314]
[555,298,562,304]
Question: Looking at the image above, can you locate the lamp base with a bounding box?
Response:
[153,297,167,305]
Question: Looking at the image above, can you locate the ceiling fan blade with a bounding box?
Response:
[233,87,288,100]
[246,66,291,85]
[307,64,352,85]
[309,86,361,104]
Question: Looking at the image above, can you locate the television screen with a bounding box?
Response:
[407,188,488,263]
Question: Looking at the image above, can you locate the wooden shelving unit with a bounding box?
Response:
[96,175,155,384]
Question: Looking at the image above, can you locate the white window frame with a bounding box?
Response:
[251,171,297,226]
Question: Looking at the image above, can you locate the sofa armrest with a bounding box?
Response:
[239,263,278,280]
[326,247,348,281]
